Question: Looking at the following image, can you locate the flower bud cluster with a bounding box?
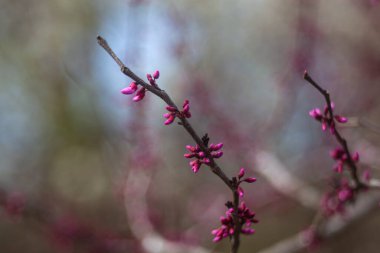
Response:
[163,100,191,125]
[309,103,347,134]
[236,168,257,197]
[211,202,258,242]
[330,147,359,173]
[184,143,223,173]
[321,178,354,216]
[120,70,161,102]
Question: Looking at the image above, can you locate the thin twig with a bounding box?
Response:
[304,71,364,190]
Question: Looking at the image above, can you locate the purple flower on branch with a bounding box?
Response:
[184,142,223,173]
[163,100,192,125]
[309,103,347,134]
[212,202,258,243]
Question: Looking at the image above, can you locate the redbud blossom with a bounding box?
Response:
[321,179,354,216]
[330,147,359,174]
[121,81,138,95]
[184,142,223,173]
[238,168,245,179]
[153,70,160,79]
[132,87,146,102]
[235,168,256,198]
[212,202,258,243]
[309,103,347,134]
[163,100,192,125]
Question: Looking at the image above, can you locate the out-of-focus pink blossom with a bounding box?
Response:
[321,179,354,217]
[330,147,359,174]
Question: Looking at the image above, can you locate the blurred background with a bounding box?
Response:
[1,0,380,252]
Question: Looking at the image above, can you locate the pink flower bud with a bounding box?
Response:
[334,162,343,173]
[321,120,327,131]
[183,104,190,113]
[184,153,195,158]
[352,152,359,162]
[338,189,352,202]
[238,186,244,197]
[121,82,138,95]
[192,163,200,173]
[243,177,257,183]
[335,115,348,123]
[211,151,223,158]
[164,115,175,125]
[201,158,211,165]
[132,88,146,102]
[212,236,222,243]
[186,145,196,152]
[209,143,223,151]
[153,70,160,79]
[309,108,322,119]
[241,228,255,235]
[238,168,245,179]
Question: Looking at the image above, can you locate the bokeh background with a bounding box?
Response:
[1,0,380,252]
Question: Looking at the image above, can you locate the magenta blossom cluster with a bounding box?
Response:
[212,202,258,243]
[321,178,354,216]
[236,168,257,197]
[330,147,359,173]
[120,70,160,102]
[164,100,191,125]
[309,103,347,133]
[184,143,223,173]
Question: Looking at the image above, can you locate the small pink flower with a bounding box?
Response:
[184,142,224,173]
[211,202,258,243]
[147,70,160,87]
[163,100,191,125]
[321,179,354,217]
[209,143,223,151]
[243,177,257,183]
[211,151,223,158]
[238,168,245,179]
[153,70,160,79]
[352,152,359,162]
[309,103,347,133]
[335,115,348,123]
[121,81,138,95]
[132,87,146,102]
[163,113,175,125]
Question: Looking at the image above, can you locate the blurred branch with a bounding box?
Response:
[258,192,380,253]
[304,71,363,189]
[123,169,216,253]
[255,151,321,209]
